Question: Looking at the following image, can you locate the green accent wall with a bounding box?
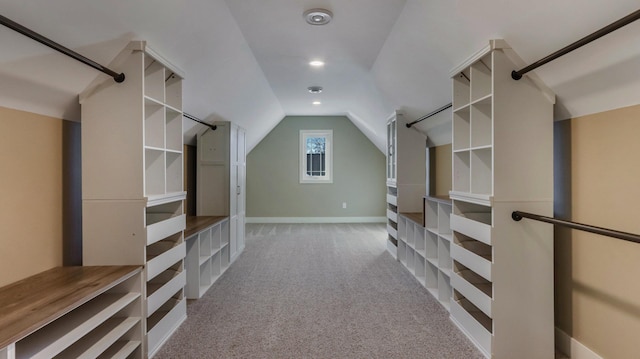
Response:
[247,116,385,218]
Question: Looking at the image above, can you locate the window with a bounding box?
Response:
[300,130,333,183]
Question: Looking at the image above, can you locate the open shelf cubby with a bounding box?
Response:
[145,149,165,197]
[145,99,165,149]
[165,73,182,110]
[453,107,471,151]
[453,151,471,193]
[470,148,492,196]
[470,98,492,148]
[470,54,492,102]
[165,107,182,152]
[144,58,165,103]
[166,152,183,194]
[453,70,471,110]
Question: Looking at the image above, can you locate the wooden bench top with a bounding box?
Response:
[0,266,142,349]
[184,216,229,238]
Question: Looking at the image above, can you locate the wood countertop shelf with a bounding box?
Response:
[0,265,142,350]
[184,216,228,238]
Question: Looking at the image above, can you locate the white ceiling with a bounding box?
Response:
[0,0,639,152]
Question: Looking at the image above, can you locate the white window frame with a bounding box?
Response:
[300,130,333,184]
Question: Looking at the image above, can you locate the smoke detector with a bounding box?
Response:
[308,86,323,94]
[304,9,333,25]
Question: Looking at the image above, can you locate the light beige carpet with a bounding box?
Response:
[155,223,484,358]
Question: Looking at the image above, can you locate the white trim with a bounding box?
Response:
[246,217,386,224]
[555,327,603,359]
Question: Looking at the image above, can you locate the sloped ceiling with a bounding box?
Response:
[0,0,639,152]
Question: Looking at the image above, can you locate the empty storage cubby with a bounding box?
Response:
[453,70,471,110]
[453,107,470,151]
[165,73,182,111]
[144,57,165,102]
[414,227,426,257]
[470,98,492,148]
[425,231,438,267]
[145,149,165,196]
[425,199,438,232]
[414,252,426,286]
[425,261,439,296]
[397,240,406,265]
[145,99,165,149]
[470,148,492,195]
[438,271,452,309]
[453,151,471,193]
[470,54,492,102]
[165,107,182,152]
[438,203,452,237]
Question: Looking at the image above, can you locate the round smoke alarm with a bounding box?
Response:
[304,9,333,25]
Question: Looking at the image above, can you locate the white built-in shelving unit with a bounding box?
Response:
[185,216,230,299]
[80,40,187,357]
[197,122,246,264]
[397,196,453,311]
[385,111,426,258]
[0,267,143,359]
[448,39,555,358]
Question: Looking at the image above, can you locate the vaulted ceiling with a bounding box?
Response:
[1,0,639,152]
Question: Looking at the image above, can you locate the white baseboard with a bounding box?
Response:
[246,217,386,224]
[556,327,603,359]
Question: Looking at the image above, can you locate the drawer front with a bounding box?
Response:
[451,243,492,281]
[147,271,186,317]
[450,214,491,245]
[386,194,397,206]
[451,271,492,318]
[147,242,186,280]
[387,225,397,239]
[147,214,186,246]
[386,209,398,223]
[450,300,492,357]
[147,298,187,357]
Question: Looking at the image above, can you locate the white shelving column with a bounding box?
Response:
[197,122,247,264]
[385,111,426,258]
[80,41,187,357]
[448,40,555,358]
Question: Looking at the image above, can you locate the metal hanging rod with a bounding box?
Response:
[183,112,217,131]
[406,103,453,128]
[512,211,640,245]
[512,9,640,80]
[0,13,125,83]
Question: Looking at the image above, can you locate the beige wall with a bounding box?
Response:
[555,104,640,358]
[0,106,63,287]
[434,144,452,197]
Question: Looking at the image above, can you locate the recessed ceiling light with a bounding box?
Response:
[304,9,333,25]
[308,86,323,94]
[309,60,325,67]
[312,101,322,105]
